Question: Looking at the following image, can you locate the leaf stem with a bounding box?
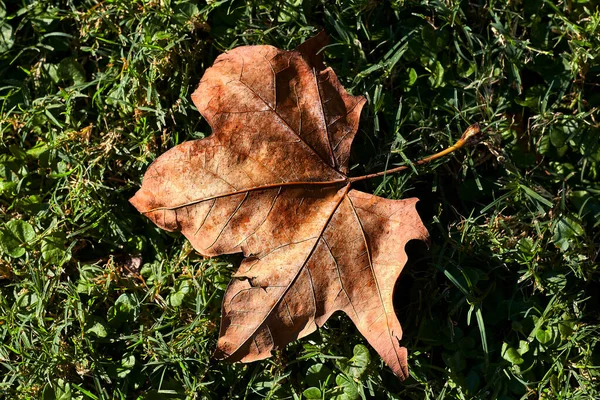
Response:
[349,124,482,183]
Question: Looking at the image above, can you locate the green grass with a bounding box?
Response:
[1,0,599,398]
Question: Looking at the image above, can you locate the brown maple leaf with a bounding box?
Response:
[130,32,442,379]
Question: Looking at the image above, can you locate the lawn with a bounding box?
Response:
[1,0,599,399]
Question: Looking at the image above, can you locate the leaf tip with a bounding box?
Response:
[408,198,430,246]
[129,188,153,214]
[395,346,410,380]
[296,30,330,70]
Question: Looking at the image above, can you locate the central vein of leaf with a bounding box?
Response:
[141,125,478,214]
[225,183,352,357]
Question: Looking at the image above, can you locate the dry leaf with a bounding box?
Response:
[130,32,429,379]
